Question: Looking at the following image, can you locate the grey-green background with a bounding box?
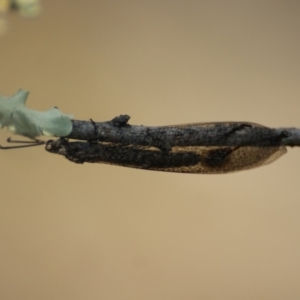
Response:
[1,1,300,299]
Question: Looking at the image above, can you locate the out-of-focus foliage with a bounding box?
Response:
[0,0,42,36]
[0,0,9,36]
[11,0,42,17]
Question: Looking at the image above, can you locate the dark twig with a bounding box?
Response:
[67,116,299,149]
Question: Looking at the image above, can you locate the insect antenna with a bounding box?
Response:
[0,137,45,149]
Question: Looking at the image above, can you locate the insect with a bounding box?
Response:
[0,89,73,149]
[45,119,287,174]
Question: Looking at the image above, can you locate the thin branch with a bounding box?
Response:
[67,115,300,149]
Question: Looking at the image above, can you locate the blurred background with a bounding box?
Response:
[1,1,300,299]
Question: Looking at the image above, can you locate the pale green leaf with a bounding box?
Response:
[0,89,73,139]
